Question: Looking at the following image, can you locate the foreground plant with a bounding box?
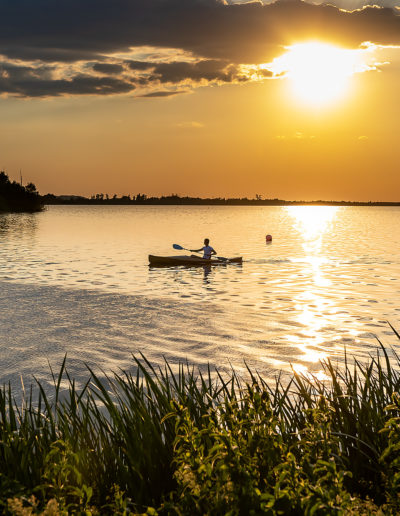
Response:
[0,340,399,514]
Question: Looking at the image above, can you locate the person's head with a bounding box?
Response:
[204,238,210,246]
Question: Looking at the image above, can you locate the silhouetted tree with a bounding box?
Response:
[25,182,37,193]
[0,171,42,212]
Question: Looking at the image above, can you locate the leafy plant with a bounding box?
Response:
[0,338,399,514]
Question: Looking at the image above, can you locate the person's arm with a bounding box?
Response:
[211,248,217,255]
[190,247,203,252]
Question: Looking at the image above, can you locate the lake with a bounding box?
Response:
[1,205,400,391]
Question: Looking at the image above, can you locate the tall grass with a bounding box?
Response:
[1,339,400,514]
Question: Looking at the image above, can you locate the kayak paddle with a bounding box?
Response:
[173,243,190,251]
[172,244,229,262]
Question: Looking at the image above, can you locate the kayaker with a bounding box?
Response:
[191,238,217,260]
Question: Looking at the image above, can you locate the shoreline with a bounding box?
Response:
[42,198,400,206]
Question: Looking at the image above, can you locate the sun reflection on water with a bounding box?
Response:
[284,206,341,379]
[286,205,339,242]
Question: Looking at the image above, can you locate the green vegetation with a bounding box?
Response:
[0,171,43,212]
[2,336,400,515]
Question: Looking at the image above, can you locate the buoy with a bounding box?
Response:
[266,234,272,242]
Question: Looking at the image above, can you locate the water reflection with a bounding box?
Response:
[0,212,39,237]
[285,206,340,241]
[148,262,243,290]
[284,206,341,378]
[203,265,212,283]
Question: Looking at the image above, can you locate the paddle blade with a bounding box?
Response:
[173,244,184,250]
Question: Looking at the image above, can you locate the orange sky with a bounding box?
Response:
[0,0,400,201]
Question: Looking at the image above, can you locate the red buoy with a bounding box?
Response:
[266,234,272,242]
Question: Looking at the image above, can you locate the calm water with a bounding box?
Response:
[1,205,400,390]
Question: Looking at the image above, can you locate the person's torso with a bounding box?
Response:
[203,245,214,258]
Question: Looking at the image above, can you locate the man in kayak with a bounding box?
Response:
[191,238,217,260]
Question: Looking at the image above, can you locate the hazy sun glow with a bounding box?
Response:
[268,42,367,105]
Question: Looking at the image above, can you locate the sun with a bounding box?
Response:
[268,42,364,105]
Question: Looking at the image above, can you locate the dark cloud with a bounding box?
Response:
[126,61,157,71]
[128,59,273,86]
[0,63,134,97]
[259,68,274,78]
[92,63,124,74]
[0,0,400,64]
[137,90,188,97]
[0,0,400,97]
[0,46,98,63]
[0,56,245,97]
[152,60,243,83]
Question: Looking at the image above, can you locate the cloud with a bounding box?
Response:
[126,60,156,71]
[152,60,241,83]
[275,132,316,139]
[176,121,205,128]
[0,62,134,97]
[137,90,188,98]
[0,56,251,97]
[92,63,125,75]
[1,0,400,63]
[317,0,400,10]
[0,0,400,97]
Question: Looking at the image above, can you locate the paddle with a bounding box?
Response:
[172,244,229,262]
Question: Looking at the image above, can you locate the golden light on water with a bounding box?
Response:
[285,206,341,379]
[268,42,371,105]
[286,205,339,242]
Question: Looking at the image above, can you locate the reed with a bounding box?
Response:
[1,341,400,514]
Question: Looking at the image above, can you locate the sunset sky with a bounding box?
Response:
[0,0,400,200]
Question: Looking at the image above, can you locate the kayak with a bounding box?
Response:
[149,255,243,266]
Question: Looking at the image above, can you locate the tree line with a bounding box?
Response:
[41,192,400,206]
[0,171,43,212]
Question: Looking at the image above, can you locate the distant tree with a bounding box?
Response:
[135,193,147,202]
[25,182,37,193]
[0,171,42,212]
